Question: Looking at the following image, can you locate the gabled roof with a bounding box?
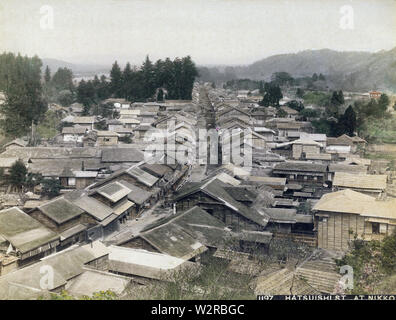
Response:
[0,147,101,161]
[73,195,114,221]
[253,127,276,134]
[213,172,241,186]
[174,178,269,227]
[305,153,332,161]
[108,246,187,280]
[313,189,396,219]
[223,187,256,202]
[0,207,59,254]
[143,206,272,248]
[333,172,387,190]
[246,176,286,186]
[273,162,327,173]
[37,197,85,224]
[126,167,159,187]
[96,130,119,137]
[265,208,298,223]
[138,222,207,260]
[139,163,173,178]
[97,181,132,203]
[101,148,145,163]
[73,116,96,124]
[275,138,323,149]
[328,164,367,173]
[28,159,84,177]
[299,132,327,142]
[276,122,305,130]
[118,180,153,205]
[327,134,365,146]
[216,106,250,118]
[4,138,28,148]
[62,127,87,134]
[0,241,108,299]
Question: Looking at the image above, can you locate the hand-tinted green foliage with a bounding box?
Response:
[0,53,47,137]
[271,72,294,86]
[302,91,331,106]
[296,88,305,98]
[336,232,396,294]
[77,56,198,106]
[287,100,304,112]
[57,90,74,107]
[51,67,74,91]
[276,108,288,118]
[353,94,393,142]
[259,82,283,107]
[48,290,118,300]
[7,160,27,189]
[337,105,357,136]
[299,108,320,120]
[41,178,61,198]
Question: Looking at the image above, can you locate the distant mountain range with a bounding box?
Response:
[42,58,109,77]
[43,47,396,92]
[199,48,396,92]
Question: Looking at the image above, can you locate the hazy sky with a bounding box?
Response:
[0,0,395,66]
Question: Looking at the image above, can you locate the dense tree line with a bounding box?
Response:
[44,66,76,107]
[0,52,47,137]
[76,55,198,110]
[259,82,283,107]
[312,93,391,138]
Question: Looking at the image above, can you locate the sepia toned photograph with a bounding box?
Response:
[0,0,396,311]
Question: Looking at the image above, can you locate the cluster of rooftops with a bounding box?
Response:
[0,83,395,298]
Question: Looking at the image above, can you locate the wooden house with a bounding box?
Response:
[273,138,323,160]
[72,116,96,130]
[29,197,92,249]
[89,181,135,222]
[96,131,119,146]
[62,127,87,143]
[272,162,328,186]
[0,207,59,268]
[172,178,270,232]
[313,189,396,251]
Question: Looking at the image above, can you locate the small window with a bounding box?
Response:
[372,223,380,234]
[68,178,76,186]
[380,224,387,234]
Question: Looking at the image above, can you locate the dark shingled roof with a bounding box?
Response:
[173,178,269,227]
[140,163,173,178]
[101,148,145,163]
[0,207,59,253]
[139,222,207,260]
[38,198,85,224]
[118,180,153,205]
[265,208,297,223]
[142,206,273,248]
[273,162,327,173]
[223,187,257,202]
[72,195,114,221]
